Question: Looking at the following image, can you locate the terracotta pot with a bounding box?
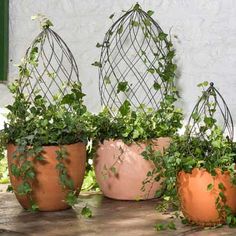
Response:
[7,142,86,211]
[94,138,171,200]
[178,168,236,226]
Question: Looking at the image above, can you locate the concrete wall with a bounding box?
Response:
[2,0,236,121]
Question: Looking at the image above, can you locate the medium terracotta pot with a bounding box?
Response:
[178,168,236,226]
[7,142,86,211]
[94,138,171,200]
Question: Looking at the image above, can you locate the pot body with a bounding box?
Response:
[7,142,86,211]
[178,168,236,226]
[94,138,170,200]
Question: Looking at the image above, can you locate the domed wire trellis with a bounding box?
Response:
[186,82,234,142]
[98,3,175,114]
[19,27,80,103]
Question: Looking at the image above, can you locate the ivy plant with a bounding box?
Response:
[0,16,94,214]
[143,82,236,229]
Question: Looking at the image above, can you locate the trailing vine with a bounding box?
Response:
[143,82,236,230]
[0,16,94,215]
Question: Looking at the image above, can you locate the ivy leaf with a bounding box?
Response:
[147,68,155,74]
[17,182,32,195]
[109,13,115,19]
[11,164,21,177]
[117,81,128,93]
[207,183,213,191]
[143,19,151,27]
[131,21,139,27]
[158,32,168,41]
[133,3,140,11]
[153,82,161,91]
[197,81,209,87]
[119,100,131,116]
[226,215,232,225]
[91,61,102,68]
[96,43,103,48]
[66,192,78,206]
[81,206,93,218]
[155,223,166,231]
[167,50,175,60]
[104,76,111,84]
[117,25,123,34]
[218,183,225,191]
[30,203,39,212]
[167,221,176,230]
[212,140,221,148]
[6,185,14,192]
[147,10,154,16]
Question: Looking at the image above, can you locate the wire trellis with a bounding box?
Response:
[19,27,80,103]
[98,4,174,114]
[186,82,234,142]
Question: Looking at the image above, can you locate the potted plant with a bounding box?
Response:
[92,4,183,200]
[149,82,236,227]
[92,97,182,200]
[0,16,90,212]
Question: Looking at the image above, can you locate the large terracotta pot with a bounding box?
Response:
[178,168,236,226]
[7,142,86,211]
[94,138,171,200]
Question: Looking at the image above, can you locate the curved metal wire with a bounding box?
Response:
[187,82,234,141]
[19,28,80,103]
[99,5,173,114]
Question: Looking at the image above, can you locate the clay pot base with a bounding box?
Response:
[7,142,86,212]
[95,138,171,200]
[178,168,236,226]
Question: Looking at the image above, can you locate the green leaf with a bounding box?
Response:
[30,203,39,212]
[117,25,123,34]
[119,100,131,116]
[153,82,161,91]
[207,183,213,191]
[81,206,93,218]
[11,164,21,177]
[226,215,232,225]
[66,192,78,206]
[91,61,102,68]
[147,10,154,16]
[117,81,128,93]
[6,185,13,192]
[96,43,103,48]
[131,21,139,27]
[212,140,221,148]
[219,191,226,202]
[167,221,176,230]
[158,32,168,41]
[147,68,155,74]
[104,76,111,84]
[155,223,166,231]
[133,3,140,11]
[109,13,115,19]
[143,19,151,27]
[110,166,116,174]
[218,183,225,191]
[26,170,35,179]
[17,182,32,195]
[167,50,175,60]
[197,81,209,87]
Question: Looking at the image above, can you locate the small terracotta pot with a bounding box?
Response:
[94,138,171,200]
[178,168,236,226]
[7,142,86,211]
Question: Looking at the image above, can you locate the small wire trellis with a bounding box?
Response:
[186,82,234,142]
[19,27,80,104]
[98,3,175,114]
